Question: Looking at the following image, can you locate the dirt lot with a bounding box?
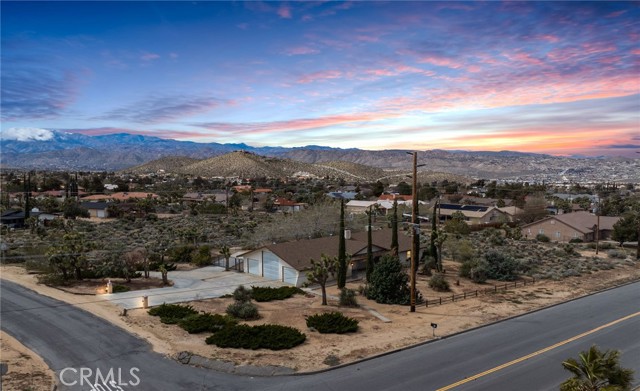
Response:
[0,331,55,391]
[2,251,639,373]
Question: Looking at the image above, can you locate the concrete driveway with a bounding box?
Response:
[101,266,286,309]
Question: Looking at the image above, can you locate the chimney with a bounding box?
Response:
[344,230,352,240]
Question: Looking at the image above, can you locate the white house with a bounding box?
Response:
[239,228,416,286]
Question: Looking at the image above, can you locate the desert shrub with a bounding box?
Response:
[191,245,212,267]
[250,286,303,302]
[36,272,68,287]
[226,301,260,320]
[606,249,626,259]
[339,288,358,307]
[178,313,237,334]
[169,245,195,263]
[112,284,130,293]
[148,303,198,324]
[536,234,550,243]
[428,273,450,292]
[568,238,583,243]
[460,258,489,283]
[366,255,422,305]
[562,269,581,278]
[205,324,306,350]
[599,242,614,250]
[489,232,506,246]
[232,285,252,303]
[306,312,359,334]
[562,244,578,256]
[484,250,519,281]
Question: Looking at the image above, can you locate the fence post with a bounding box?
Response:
[452,294,455,302]
[494,285,497,293]
[439,297,442,305]
[464,292,466,299]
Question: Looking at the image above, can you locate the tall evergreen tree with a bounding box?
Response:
[366,208,373,281]
[24,173,31,219]
[391,200,398,255]
[430,201,439,271]
[337,199,347,288]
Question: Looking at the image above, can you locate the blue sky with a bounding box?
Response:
[2,1,639,156]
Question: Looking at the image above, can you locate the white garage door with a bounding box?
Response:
[247,259,260,275]
[262,252,280,281]
[283,267,297,285]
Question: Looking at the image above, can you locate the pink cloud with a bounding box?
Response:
[283,46,319,56]
[297,70,342,84]
[195,112,398,135]
[606,10,627,18]
[278,5,292,19]
[417,55,464,69]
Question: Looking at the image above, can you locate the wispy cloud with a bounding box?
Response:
[283,46,319,56]
[297,70,343,84]
[94,95,230,124]
[193,112,394,135]
[1,60,80,121]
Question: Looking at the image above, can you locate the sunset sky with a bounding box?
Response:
[2,1,639,157]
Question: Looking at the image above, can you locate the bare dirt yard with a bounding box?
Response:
[2,250,639,374]
[0,331,55,391]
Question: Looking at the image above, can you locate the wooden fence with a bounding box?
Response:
[424,278,535,307]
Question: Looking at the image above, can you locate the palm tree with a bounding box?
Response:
[560,345,634,391]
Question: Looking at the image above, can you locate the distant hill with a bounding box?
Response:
[2,130,638,182]
[123,156,202,174]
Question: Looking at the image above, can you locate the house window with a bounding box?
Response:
[573,232,579,238]
[538,229,544,234]
[550,220,555,225]
[555,231,561,238]
[527,229,531,235]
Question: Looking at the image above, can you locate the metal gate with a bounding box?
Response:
[282,267,297,285]
[247,259,260,275]
[262,252,280,281]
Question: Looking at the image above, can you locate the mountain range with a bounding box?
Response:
[2,130,638,182]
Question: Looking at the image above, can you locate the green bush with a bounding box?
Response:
[232,285,252,303]
[460,258,488,283]
[178,313,237,334]
[339,288,358,307]
[306,312,359,334]
[148,303,198,324]
[568,238,583,243]
[484,251,519,281]
[428,273,450,292]
[226,301,260,320]
[366,255,422,305]
[112,284,130,293]
[250,286,303,302]
[205,324,306,350]
[536,234,550,242]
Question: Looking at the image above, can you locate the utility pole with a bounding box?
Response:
[410,152,418,313]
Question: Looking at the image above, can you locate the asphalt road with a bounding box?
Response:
[1,279,638,391]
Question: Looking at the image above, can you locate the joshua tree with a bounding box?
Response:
[307,254,338,305]
[220,244,231,271]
